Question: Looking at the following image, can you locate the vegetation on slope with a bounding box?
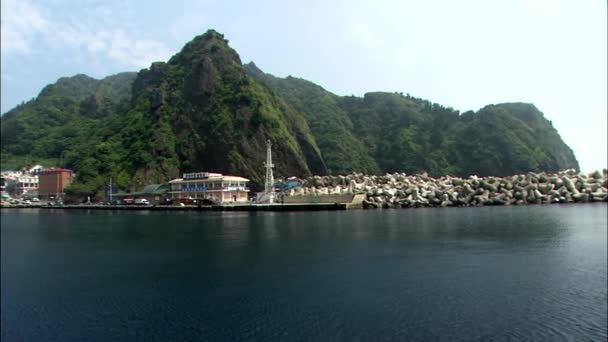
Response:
[247,67,579,177]
[1,29,580,199]
[244,62,380,175]
[1,30,328,197]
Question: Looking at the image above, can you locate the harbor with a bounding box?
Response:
[1,202,347,211]
[2,141,606,211]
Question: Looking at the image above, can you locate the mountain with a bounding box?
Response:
[1,29,579,198]
[244,62,380,175]
[115,30,327,187]
[1,30,327,195]
[245,65,579,177]
[1,72,137,170]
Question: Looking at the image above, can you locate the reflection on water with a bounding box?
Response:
[1,204,606,341]
[9,205,582,246]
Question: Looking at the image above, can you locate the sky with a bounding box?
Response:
[1,0,606,172]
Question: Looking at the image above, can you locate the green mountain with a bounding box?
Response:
[245,65,579,177]
[1,30,327,195]
[116,30,326,187]
[244,62,380,175]
[1,72,137,169]
[1,29,579,198]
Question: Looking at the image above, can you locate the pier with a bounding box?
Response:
[1,203,347,211]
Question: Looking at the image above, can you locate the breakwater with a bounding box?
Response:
[289,169,608,209]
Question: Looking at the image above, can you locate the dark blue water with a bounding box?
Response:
[2,204,607,341]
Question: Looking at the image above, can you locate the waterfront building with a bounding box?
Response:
[38,168,73,200]
[168,172,250,203]
[15,174,38,196]
[0,175,7,199]
[113,184,170,204]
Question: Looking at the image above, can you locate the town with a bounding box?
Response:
[0,165,260,207]
[0,141,329,209]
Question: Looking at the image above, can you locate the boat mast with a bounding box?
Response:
[264,140,274,194]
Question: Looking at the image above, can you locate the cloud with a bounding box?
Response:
[0,0,172,68]
[0,0,48,53]
[101,30,172,68]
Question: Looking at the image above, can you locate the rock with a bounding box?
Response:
[480,181,497,192]
[548,177,562,187]
[452,178,464,186]
[492,198,506,205]
[533,189,546,200]
[286,169,606,209]
[538,183,554,194]
[562,177,578,194]
[591,170,602,179]
[411,187,419,200]
[592,192,608,201]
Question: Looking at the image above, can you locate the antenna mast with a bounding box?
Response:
[264,140,274,194]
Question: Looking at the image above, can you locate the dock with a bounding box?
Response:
[1,203,347,211]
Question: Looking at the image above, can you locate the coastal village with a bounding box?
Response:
[0,166,253,207]
[1,141,608,209]
[0,141,283,207]
[2,145,607,210]
[1,165,74,204]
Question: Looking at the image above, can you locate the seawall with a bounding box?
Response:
[0,203,346,211]
[286,169,608,209]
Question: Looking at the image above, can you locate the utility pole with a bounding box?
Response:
[109,177,113,203]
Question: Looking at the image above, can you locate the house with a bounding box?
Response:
[27,164,44,174]
[15,173,38,196]
[0,175,7,199]
[38,168,73,200]
[168,172,250,204]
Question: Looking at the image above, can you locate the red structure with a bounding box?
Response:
[38,168,73,200]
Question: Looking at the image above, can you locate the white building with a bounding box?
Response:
[27,164,44,174]
[16,174,39,196]
[168,172,250,203]
[1,170,24,179]
[1,168,41,196]
[0,176,8,199]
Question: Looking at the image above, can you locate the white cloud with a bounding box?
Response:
[0,0,48,53]
[0,0,172,68]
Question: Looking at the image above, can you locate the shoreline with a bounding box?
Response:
[3,169,606,211]
[1,201,607,213]
[0,203,347,211]
[290,169,608,209]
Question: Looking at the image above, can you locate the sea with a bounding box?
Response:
[1,204,607,341]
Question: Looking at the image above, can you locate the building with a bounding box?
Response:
[0,175,7,200]
[38,168,73,200]
[27,164,44,174]
[15,174,38,196]
[1,170,23,179]
[168,172,250,203]
[113,184,170,204]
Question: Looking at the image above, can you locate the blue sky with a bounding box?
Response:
[1,0,606,172]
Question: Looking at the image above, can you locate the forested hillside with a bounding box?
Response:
[1,30,579,198]
[245,65,579,177]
